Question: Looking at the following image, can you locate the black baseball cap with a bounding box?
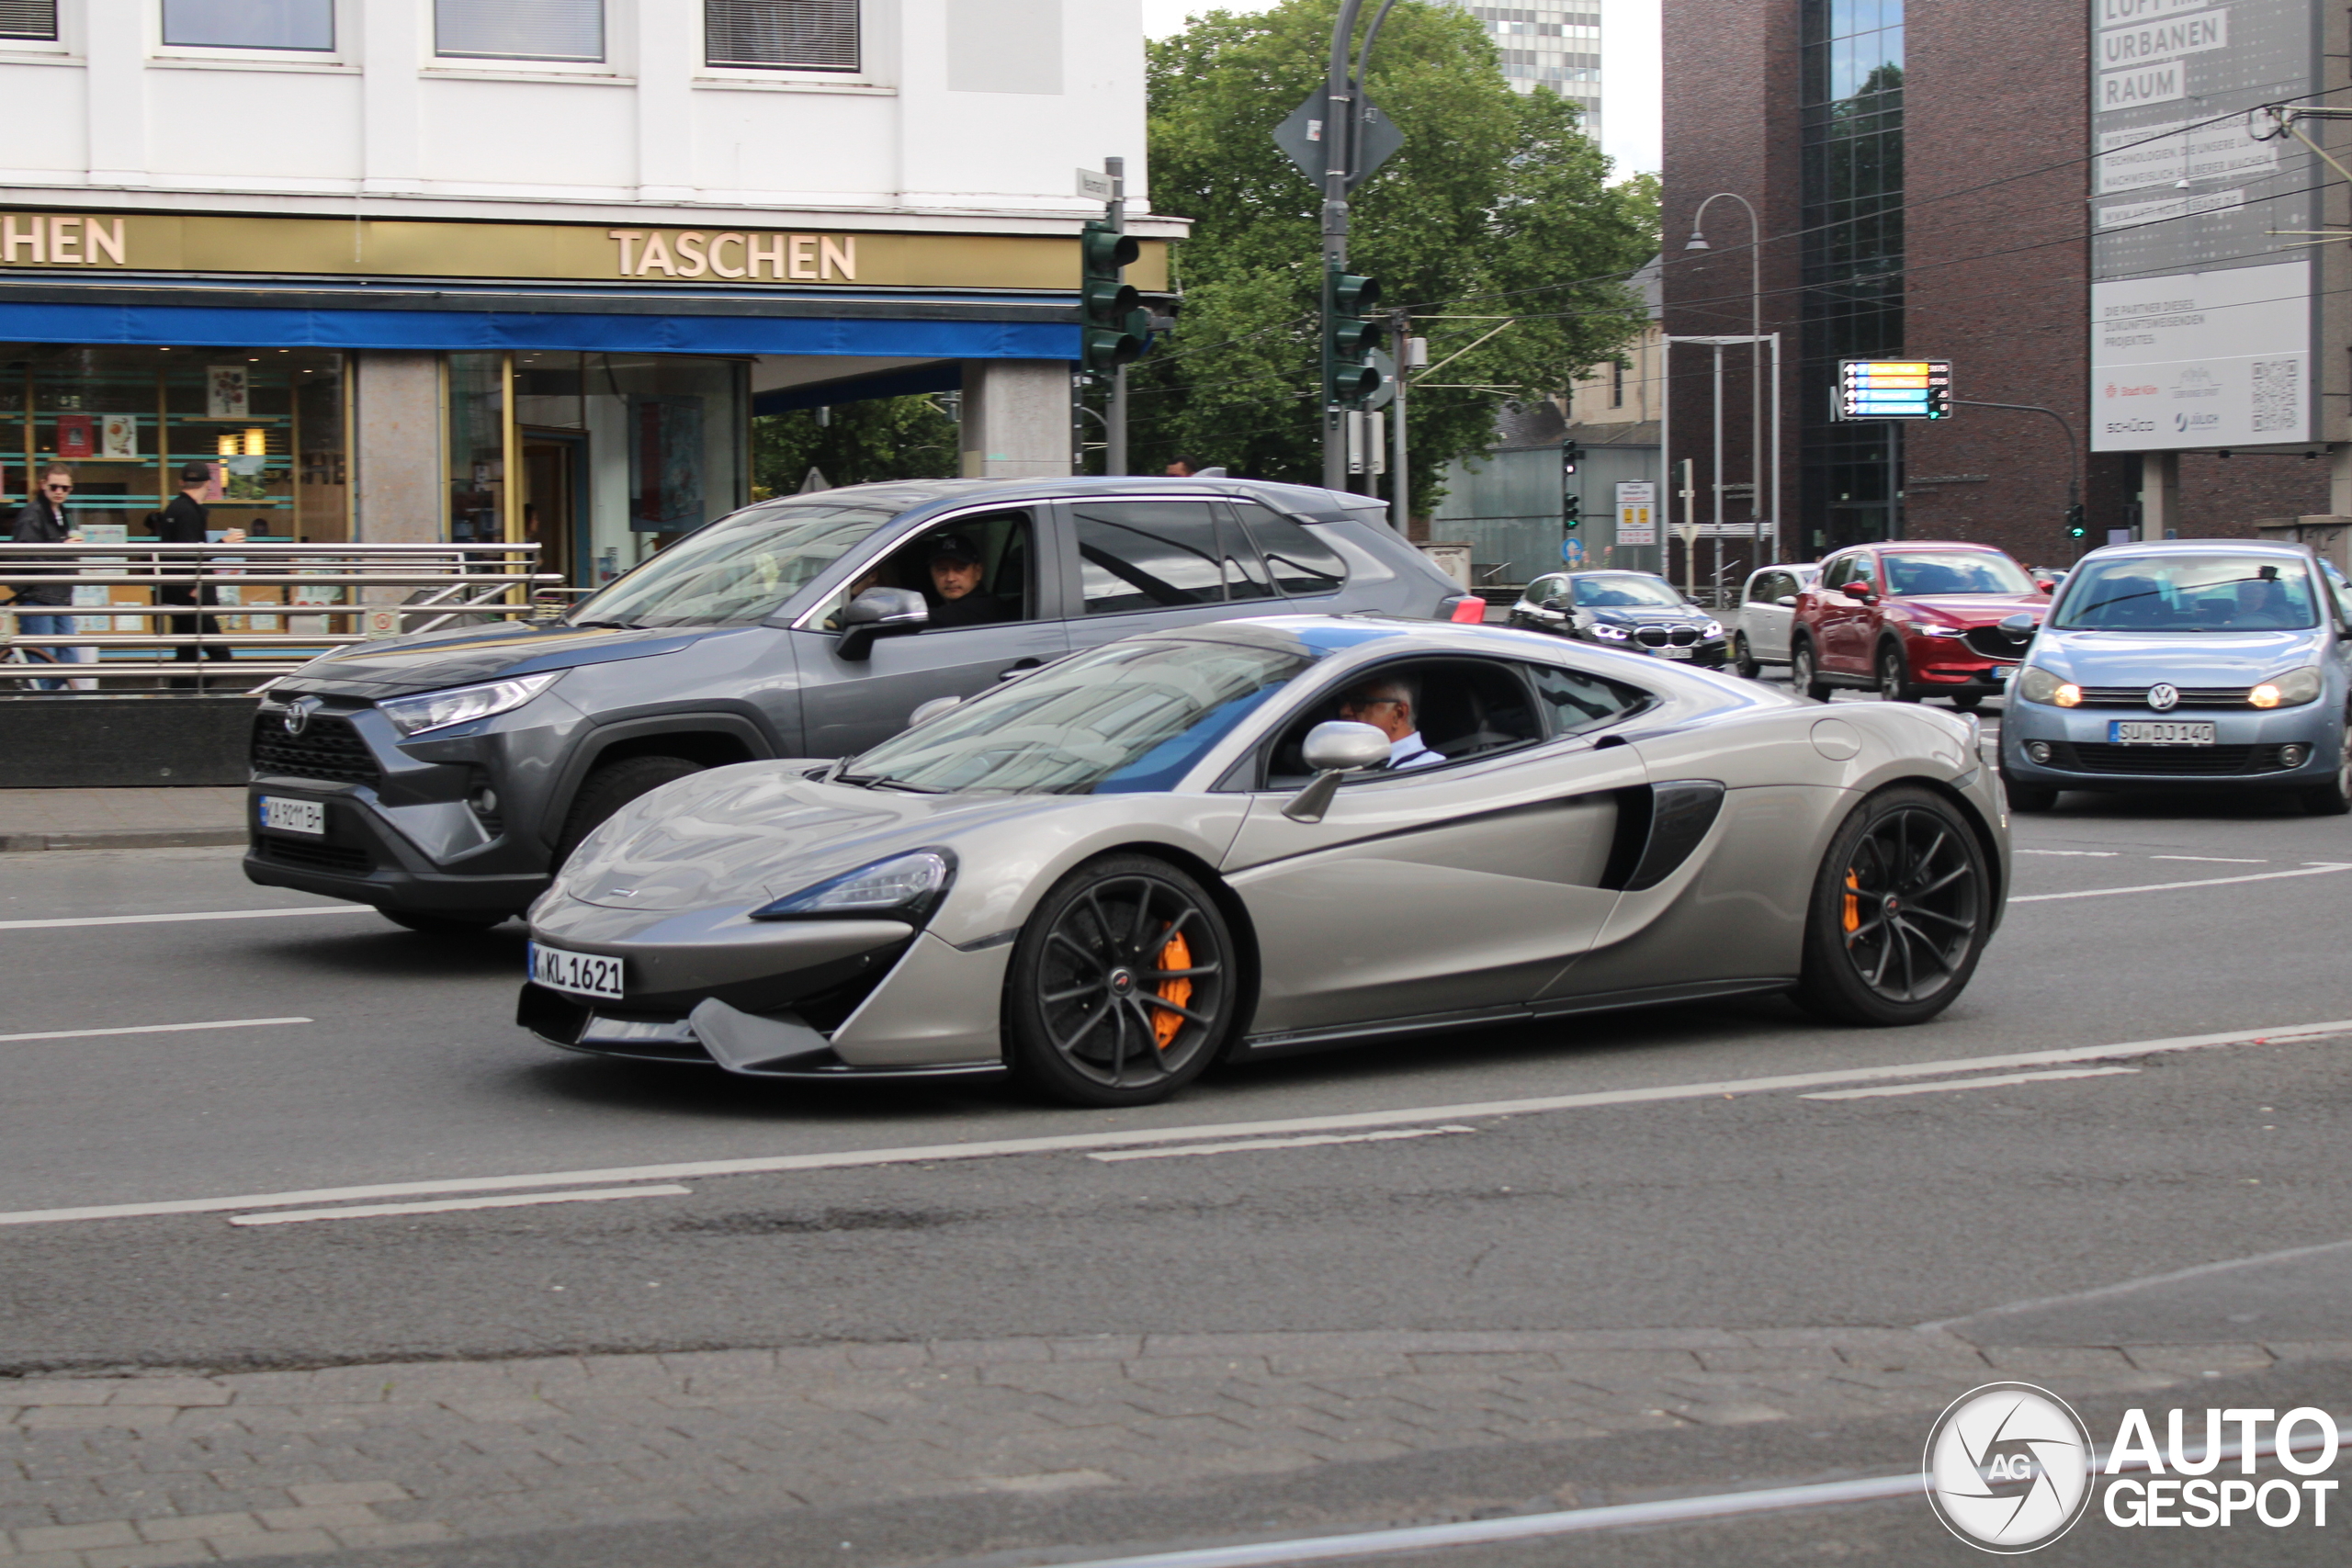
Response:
[925,534,981,566]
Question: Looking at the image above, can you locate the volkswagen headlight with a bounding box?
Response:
[378,671,564,736]
[1589,622,1630,641]
[752,849,956,923]
[2250,666,2324,709]
[2017,666,2081,707]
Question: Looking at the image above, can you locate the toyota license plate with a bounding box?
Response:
[257,795,324,836]
[529,942,625,1001]
[2110,720,2215,746]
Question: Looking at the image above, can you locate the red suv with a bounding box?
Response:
[1789,542,2052,709]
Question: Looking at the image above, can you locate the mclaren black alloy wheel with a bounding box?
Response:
[1005,854,1238,1107]
[1794,786,1991,1026]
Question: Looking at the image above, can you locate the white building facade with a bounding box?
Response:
[1455,3,1600,142]
[0,0,1172,582]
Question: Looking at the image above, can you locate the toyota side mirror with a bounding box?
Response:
[1775,594,1798,608]
[837,588,928,660]
[1283,721,1394,823]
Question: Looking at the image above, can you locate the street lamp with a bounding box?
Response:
[1685,193,1766,563]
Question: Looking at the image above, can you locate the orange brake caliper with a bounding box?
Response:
[1152,929,1193,1050]
[1842,871,1861,935]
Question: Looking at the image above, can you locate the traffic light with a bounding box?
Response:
[1327,267,1385,407]
[1080,220,1146,374]
[1563,493,1583,530]
[2065,504,2086,539]
[1561,441,1582,478]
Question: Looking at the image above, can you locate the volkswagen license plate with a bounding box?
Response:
[256,795,324,836]
[529,942,625,1001]
[2110,720,2215,746]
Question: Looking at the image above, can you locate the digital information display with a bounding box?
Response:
[1837,359,1951,421]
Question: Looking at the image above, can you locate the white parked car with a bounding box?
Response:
[1732,562,1820,679]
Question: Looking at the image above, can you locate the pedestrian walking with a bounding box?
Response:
[8,464,90,690]
[153,462,243,688]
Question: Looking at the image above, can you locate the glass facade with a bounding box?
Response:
[0,345,347,540]
[1798,0,1904,555]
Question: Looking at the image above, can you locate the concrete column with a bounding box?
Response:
[353,352,444,543]
[2138,450,2179,542]
[960,361,1071,479]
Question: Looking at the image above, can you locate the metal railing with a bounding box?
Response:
[0,542,561,694]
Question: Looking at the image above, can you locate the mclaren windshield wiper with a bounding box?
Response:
[836,773,949,794]
[569,619,642,630]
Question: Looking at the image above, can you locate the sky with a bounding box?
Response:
[1137,0,1661,178]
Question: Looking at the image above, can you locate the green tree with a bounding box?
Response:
[1137,0,1656,513]
[751,394,960,499]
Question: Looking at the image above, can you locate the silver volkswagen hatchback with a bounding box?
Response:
[1998,540,2352,814]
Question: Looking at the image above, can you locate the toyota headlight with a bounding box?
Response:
[2250,666,2324,709]
[752,849,956,923]
[1589,622,1630,641]
[2018,666,2081,707]
[378,671,564,736]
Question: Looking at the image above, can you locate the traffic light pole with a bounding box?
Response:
[1321,0,1365,491]
[1105,157,1128,478]
[1951,400,2083,552]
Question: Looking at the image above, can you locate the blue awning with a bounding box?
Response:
[0,300,1078,359]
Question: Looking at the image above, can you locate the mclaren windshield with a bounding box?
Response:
[2054,555,2321,632]
[567,499,900,628]
[842,638,1316,795]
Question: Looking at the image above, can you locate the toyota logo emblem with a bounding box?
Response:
[2147,682,2180,712]
[283,695,322,736]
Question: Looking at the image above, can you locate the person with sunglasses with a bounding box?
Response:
[7,464,89,690]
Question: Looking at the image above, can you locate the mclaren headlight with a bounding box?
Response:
[2249,666,2324,709]
[378,671,564,736]
[2017,666,2081,707]
[752,849,956,924]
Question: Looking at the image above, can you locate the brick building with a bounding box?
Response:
[1660,0,2332,577]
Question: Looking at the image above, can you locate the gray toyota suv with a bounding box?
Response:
[243,477,1475,931]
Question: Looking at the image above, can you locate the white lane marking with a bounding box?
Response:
[0,906,373,931]
[2150,854,2267,864]
[2011,861,2352,903]
[1052,1424,2352,1568]
[1802,1066,2139,1101]
[6,1017,2346,1230]
[1921,1235,2352,1334]
[228,1186,692,1227]
[1087,1126,1476,1163]
[0,1017,311,1044]
[2017,849,2120,857]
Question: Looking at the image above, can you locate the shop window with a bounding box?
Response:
[436,0,604,62]
[161,0,334,51]
[447,352,507,546]
[0,1,57,40]
[0,346,347,543]
[707,0,859,71]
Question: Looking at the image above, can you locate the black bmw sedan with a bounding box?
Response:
[1509,570,1729,668]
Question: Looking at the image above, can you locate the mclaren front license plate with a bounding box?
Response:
[2110,720,2215,746]
[529,942,625,1001]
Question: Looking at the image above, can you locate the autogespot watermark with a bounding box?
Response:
[1923,1383,2343,1552]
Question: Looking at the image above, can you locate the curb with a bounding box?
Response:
[0,828,246,853]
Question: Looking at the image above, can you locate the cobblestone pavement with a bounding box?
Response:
[5,1327,2345,1565]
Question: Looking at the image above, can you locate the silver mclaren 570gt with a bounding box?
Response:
[519,617,2009,1106]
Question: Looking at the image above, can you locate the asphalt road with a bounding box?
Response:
[5,704,2350,1567]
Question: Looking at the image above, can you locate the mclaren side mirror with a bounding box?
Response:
[1776,594,1798,608]
[1283,721,1393,824]
[907,694,963,728]
[837,588,928,661]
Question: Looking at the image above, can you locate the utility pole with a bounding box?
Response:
[1320,0,1365,491]
[1104,156,1128,478]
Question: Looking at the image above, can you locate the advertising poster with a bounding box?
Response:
[99,412,137,459]
[54,413,93,459]
[206,365,249,419]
